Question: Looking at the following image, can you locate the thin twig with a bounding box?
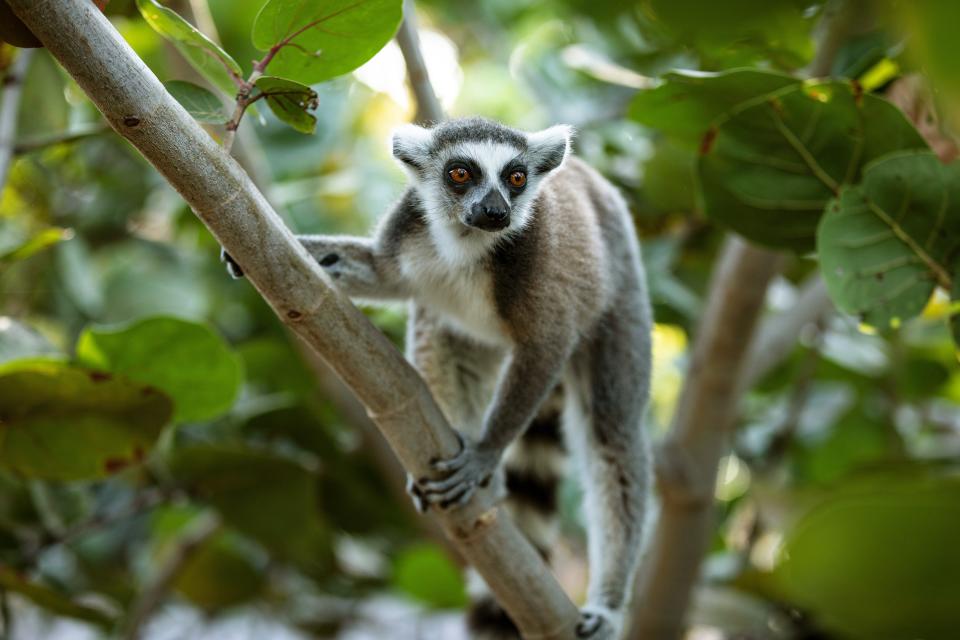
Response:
[395,0,444,124]
[121,512,221,640]
[0,49,33,192]
[13,124,111,155]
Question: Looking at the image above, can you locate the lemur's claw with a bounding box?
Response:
[419,433,498,510]
[220,247,244,279]
[405,474,429,514]
[576,607,620,640]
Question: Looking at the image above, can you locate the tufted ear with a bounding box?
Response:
[391,124,433,171]
[527,124,574,175]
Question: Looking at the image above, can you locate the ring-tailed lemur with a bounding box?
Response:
[223,117,653,640]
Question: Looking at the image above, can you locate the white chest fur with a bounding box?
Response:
[399,239,507,346]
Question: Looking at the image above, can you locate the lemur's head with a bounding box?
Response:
[391,117,573,235]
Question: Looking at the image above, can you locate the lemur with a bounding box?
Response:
[223,117,653,640]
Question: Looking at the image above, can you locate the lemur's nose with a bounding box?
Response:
[469,189,510,230]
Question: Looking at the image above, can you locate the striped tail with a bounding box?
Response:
[466,388,567,639]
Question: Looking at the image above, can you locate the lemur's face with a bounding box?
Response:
[392,118,572,236]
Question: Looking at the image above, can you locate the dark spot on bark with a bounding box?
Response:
[319,253,339,266]
[287,310,302,319]
[89,371,111,382]
[133,446,145,462]
[123,116,140,128]
[141,385,157,396]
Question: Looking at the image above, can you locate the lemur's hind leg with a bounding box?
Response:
[566,303,652,640]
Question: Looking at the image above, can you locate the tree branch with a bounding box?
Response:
[121,512,221,640]
[8,1,578,637]
[628,3,864,638]
[0,49,33,192]
[395,0,444,125]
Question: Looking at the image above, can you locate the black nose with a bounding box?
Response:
[469,189,510,230]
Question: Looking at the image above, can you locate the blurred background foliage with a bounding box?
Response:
[0,0,959,638]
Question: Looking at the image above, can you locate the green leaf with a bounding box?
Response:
[251,0,403,84]
[698,80,929,251]
[818,151,960,329]
[0,567,114,627]
[167,445,331,570]
[0,360,173,481]
[254,76,318,134]
[640,0,818,68]
[0,227,72,264]
[773,469,960,639]
[164,80,228,124]
[393,544,468,609]
[135,0,242,96]
[76,316,242,423]
[629,69,798,144]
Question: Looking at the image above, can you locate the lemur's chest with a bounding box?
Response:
[398,249,507,346]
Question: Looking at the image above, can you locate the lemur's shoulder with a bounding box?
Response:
[376,187,428,259]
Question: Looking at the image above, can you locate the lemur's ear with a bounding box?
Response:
[391,124,433,171]
[527,124,574,174]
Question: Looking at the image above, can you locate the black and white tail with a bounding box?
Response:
[466,388,567,639]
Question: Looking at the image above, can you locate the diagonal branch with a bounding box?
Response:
[7,0,578,637]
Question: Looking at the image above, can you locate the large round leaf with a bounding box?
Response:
[630,69,798,144]
[698,81,928,251]
[252,0,403,84]
[0,360,173,481]
[773,470,960,639]
[818,151,960,328]
[76,316,242,423]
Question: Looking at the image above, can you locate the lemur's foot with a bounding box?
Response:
[576,605,622,640]
[418,433,499,510]
[405,473,429,514]
[220,247,244,279]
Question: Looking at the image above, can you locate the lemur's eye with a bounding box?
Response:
[448,167,471,184]
[509,171,527,188]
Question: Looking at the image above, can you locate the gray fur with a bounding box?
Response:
[294,118,652,640]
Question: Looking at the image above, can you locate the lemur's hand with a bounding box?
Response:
[418,432,500,510]
[220,247,244,279]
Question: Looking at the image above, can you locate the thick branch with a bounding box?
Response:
[629,3,863,637]
[0,49,33,191]
[630,238,783,639]
[8,1,577,637]
[395,0,444,125]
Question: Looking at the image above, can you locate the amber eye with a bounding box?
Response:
[448,167,471,184]
[508,171,527,188]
